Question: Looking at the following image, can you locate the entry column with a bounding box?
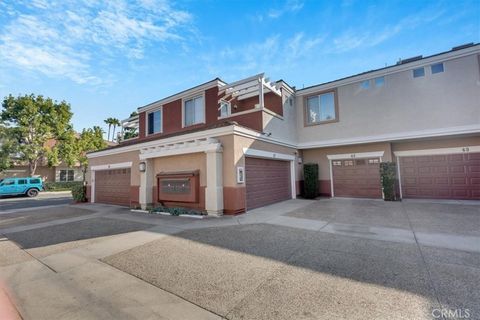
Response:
[139,158,154,210]
[205,145,224,216]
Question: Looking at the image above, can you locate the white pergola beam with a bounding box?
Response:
[218,73,264,92]
[259,78,264,109]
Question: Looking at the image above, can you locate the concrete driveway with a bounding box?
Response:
[1,199,479,319]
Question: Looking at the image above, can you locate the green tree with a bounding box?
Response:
[0,94,73,176]
[0,122,16,172]
[104,118,112,141]
[111,118,121,142]
[76,126,106,182]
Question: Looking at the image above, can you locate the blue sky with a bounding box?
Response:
[0,0,478,133]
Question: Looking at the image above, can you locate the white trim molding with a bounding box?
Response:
[298,124,480,149]
[394,146,480,157]
[87,124,298,159]
[90,162,133,171]
[243,148,296,161]
[327,151,385,160]
[243,148,297,200]
[140,138,222,160]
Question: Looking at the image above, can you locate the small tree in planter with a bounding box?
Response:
[303,163,319,199]
[380,162,397,201]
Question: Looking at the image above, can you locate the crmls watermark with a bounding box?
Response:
[432,308,471,319]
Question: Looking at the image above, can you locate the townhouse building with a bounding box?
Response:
[86,43,480,214]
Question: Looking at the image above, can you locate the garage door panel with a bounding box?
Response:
[400,152,480,200]
[95,168,131,206]
[449,166,465,174]
[332,157,381,198]
[245,158,291,210]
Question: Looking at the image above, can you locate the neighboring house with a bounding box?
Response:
[0,163,83,182]
[86,43,480,214]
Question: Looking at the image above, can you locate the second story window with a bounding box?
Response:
[360,80,370,90]
[413,67,425,78]
[306,91,337,125]
[184,95,204,127]
[375,76,385,87]
[431,62,444,74]
[219,101,231,118]
[147,110,162,134]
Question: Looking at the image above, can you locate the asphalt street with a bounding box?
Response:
[0,192,73,212]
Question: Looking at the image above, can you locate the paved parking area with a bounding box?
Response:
[1,199,479,319]
[0,192,72,211]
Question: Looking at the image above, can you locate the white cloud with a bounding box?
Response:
[331,9,446,53]
[203,32,324,78]
[0,0,193,85]
[255,0,304,21]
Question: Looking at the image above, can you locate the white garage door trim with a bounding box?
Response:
[327,151,385,197]
[394,146,480,157]
[243,148,296,199]
[394,146,480,199]
[91,161,132,203]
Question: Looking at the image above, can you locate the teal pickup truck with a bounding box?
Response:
[0,177,44,197]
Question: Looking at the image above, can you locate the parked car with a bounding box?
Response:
[0,177,44,197]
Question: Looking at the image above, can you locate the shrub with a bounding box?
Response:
[380,162,397,201]
[71,184,87,202]
[303,163,319,199]
[150,205,204,216]
[44,181,82,191]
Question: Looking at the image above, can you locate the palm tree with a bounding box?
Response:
[111,118,121,142]
[104,118,114,141]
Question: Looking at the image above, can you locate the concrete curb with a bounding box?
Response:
[130,209,206,219]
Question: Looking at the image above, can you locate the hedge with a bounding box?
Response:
[71,184,87,202]
[303,163,319,199]
[149,206,204,216]
[380,162,397,201]
[44,181,82,191]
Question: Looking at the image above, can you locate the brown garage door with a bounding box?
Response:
[400,152,480,200]
[332,158,382,198]
[245,157,291,210]
[95,168,131,206]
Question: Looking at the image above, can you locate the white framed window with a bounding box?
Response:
[60,169,75,182]
[306,91,337,125]
[184,95,205,127]
[360,80,370,90]
[431,62,444,74]
[374,76,385,87]
[413,67,425,78]
[147,109,162,135]
[237,167,245,183]
[219,100,231,118]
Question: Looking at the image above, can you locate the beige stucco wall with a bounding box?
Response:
[152,152,206,186]
[296,53,480,145]
[86,150,140,185]
[302,142,392,180]
[263,90,297,145]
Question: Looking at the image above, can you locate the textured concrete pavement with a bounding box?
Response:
[1,198,479,319]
